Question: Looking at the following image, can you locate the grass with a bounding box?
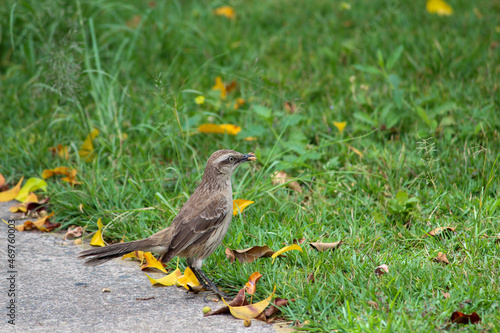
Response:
[1,0,500,331]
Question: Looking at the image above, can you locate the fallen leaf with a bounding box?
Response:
[64,226,84,240]
[145,268,182,286]
[90,218,105,247]
[425,227,456,238]
[48,144,69,160]
[9,192,39,213]
[233,199,255,216]
[61,169,82,186]
[271,244,302,263]
[426,0,453,16]
[176,267,201,290]
[15,177,47,202]
[272,171,302,192]
[309,241,343,252]
[367,301,379,310]
[222,286,276,320]
[375,264,389,276]
[15,212,58,232]
[433,252,450,265]
[205,287,248,316]
[225,246,276,264]
[0,177,24,202]
[244,136,258,141]
[245,272,263,295]
[0,173,5,188]
[42,166,71,179]
[198,124,241,136]
[264,298,293,318]
[140,252,168,274]
[332,121,347,134]
[307,273,315,284]
[450,311,481,324]
[79,128,99,162]
[122,251,145,264]
[214,6,235,19]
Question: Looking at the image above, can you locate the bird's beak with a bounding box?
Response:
[240,153,257,162]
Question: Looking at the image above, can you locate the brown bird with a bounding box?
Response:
[79,150,256,297]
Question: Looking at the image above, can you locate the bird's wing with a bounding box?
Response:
[168,193,228,253]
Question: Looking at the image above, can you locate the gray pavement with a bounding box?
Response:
[0,201,285,332]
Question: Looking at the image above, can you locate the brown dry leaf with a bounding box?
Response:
[284,101,298,114]
[425,227,456,238]
[441,290,450,299]
[205,287,249,316]
[225,246,276,264]
[375,264,389,276]
[450,311,481,325]
[245,272,263,295]
[309,240,343,252]
[264,298,293,318]
[272,171,302,193]
[433,252,450,265]
[367,301,379,310]
[64,226,84,240]
[307,273,315,284]
[15,212,58,232]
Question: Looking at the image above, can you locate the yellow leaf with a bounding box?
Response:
[61,169,81,186]
[79,128,99,162]
[42,166,71,179]
[233,199,255,216]
[244,136,257,141]
[10,192,39,212]
[271,244,303,263]
[426,0,453,16]
[212,76,227,98]
[90,218,106,247]
[332,121,347,134]
[145,268,182,286]
[15,177,47,202]
[0,177,24,202]
[0,173,5,187]
[122,251,145,264]
[198,123,241,136]
[214,6,235,19]
[195,96,206,104]
[176,267,201,289]
[140,252,168,274]
[48,144,69,160]
[222,286,276,320]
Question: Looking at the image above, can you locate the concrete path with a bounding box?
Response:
[0,201,284,332]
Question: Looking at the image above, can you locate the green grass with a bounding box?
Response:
[1,0,500,331]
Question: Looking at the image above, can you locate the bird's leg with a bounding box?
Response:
[190,266,229,299]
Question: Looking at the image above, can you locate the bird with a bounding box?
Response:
[78,149,257,297]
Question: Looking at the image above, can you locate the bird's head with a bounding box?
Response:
[206,150,257,175]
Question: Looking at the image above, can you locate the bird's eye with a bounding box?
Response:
[228,156,235,162]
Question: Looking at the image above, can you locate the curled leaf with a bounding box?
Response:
[375,264,389,276]
[245,272,263,295]
[309,241,343,252]
[425,227,456,238]
[61,169,81,186]
[433,252,450,265]
[233,199,255,216]
[122,251,145,264]
[48,144,69,160]
[145,268,182,286]
[64,226,84,240]
[176,267,200,289]
[451,311,480,324]
[90,218,105,247]
[225,246,276,264]
[264,297,293,318]
[140,252,168,274]
[15,212,58,232]
[205,287,248,316]
[0,177,24,202]
[271,244,302,263]
[15,178,47,202]
[222,286,276,320]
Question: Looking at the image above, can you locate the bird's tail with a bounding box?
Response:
[78,239,158,266]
